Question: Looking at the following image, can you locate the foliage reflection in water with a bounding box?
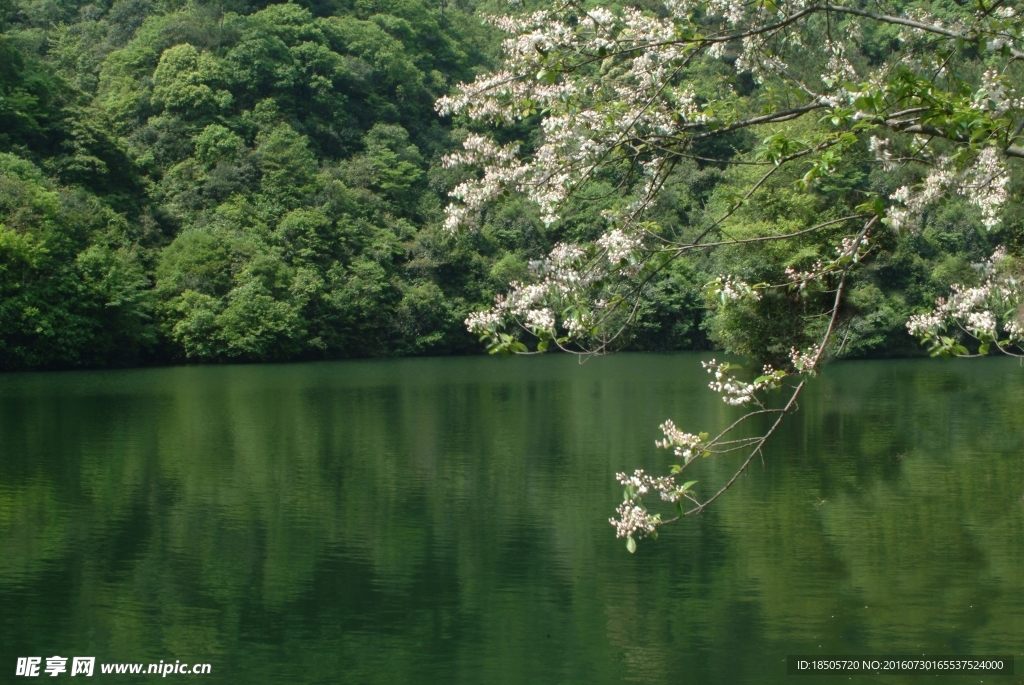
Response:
[1,354,1023,684]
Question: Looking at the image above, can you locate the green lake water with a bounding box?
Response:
[1,353,1023,684]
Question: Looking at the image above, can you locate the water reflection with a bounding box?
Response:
[1,354,1022,684]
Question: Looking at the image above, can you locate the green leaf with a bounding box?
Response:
[626,536,637,553]
[979,342,990,355]
[856,195,885,217]
[681,480,698,490]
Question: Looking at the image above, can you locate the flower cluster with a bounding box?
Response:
[616,469,678,500]
[869,136,895,172]
[435,4,692,231]
[898,7,958,42]
[788,345,820,373]
[708,275,762,303]
[958,148,1010,230]
[975,69,1021,116]
[907,248,1023,355]
[887,158,955,231]
[596,229,643,269]
[609,502,658,541]
[888,149,1009,231]
[837,237,858,258]
[609,467,699,544]
[467,243,581,330]
[783,232,869,292]
[465,303,505,333]
[822,39,858,91]
[785,261,827,289]
[674,85,709,124]
[703,359,785,406]
[436,0,896,239]
[655,420,704,463]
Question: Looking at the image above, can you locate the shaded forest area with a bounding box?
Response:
[0,0,1013,370]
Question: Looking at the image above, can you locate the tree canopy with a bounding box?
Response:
[1,0,517,368]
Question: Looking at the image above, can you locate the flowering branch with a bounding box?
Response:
[908,248,1024,358]
[609,217,875,551]
[439,0,1022,548]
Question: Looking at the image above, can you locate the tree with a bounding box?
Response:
[4,0,535,370]
[437,0,1024,550]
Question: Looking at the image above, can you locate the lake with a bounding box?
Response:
[1,353,1023,684]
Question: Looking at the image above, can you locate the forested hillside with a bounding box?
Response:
[0,0,1013,370]
[0,0,502,369]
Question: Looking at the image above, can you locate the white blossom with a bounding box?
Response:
[975,69,1015,115]
[597,229,642,266]
[464,242,602,341]
[615,469,690,505]
[609,502,657,539]
[655,419,704,463]
[702,359,784,405]
[869,136,895,172]
[525,308,555,331]
[958,148,1009,230]
[711,275,762,302]
[789,345,820,372]
[908,248,1023,353]
[466,306,504,334]
[887,150,1008,231]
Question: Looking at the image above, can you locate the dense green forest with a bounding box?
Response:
[0,0,1015,370]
